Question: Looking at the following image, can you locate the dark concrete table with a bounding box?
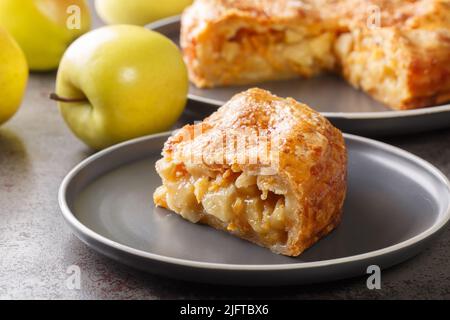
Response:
[1,6,450,300]
[1,71,450,300]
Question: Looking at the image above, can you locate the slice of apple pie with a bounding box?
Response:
[153,88,347,256]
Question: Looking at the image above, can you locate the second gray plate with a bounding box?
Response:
[148,16,450,136]
[59,133,450,286]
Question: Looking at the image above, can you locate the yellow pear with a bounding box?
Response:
[95,0,193,26]
[0,28,28,126]
[0,0,91,71]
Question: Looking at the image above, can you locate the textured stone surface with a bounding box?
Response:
[1,70,450,301]
[1,3,450,300]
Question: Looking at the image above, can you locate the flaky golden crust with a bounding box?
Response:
[181,0,450,110]
[154,88,347,256]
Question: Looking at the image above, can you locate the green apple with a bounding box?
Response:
[0,0,91,71]
[0,28,28,126]
[53,25,188,150]
[95,0,193,26]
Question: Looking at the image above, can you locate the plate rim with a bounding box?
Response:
[59,132,450,271]
[147,15,450,120]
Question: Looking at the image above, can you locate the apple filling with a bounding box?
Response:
[221,26,335,75]
[154,160,297,246]
[334,31,410,109]
[188,22,336,87]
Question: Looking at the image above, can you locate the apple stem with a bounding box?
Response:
[49,93,86,103]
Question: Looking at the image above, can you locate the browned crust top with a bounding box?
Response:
[163,88,346,189]
[185,0,450,28]
[185,0,316,20]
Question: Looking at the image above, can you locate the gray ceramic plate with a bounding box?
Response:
[147,16,450,136]
[59,132,450,286]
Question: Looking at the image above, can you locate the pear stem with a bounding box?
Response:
[49,93,86,103]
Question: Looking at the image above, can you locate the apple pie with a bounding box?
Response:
[181,0,450,110]
[153,88,347,256]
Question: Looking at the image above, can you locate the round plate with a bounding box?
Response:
[59,132,450,286]
[147,16,450,136]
